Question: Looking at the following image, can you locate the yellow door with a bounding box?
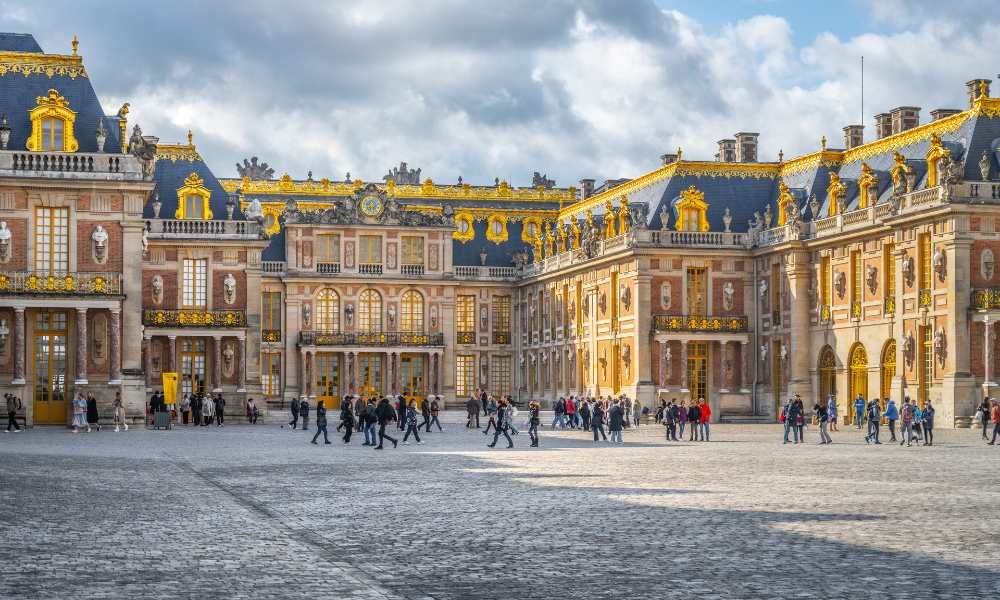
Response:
[33,310,68,424]
[316,353,341,408]
[400,354,425,405]
[358,353,383,398]
[179,338,207,397]
[848,343,868,422]
[687,268,707,316]
[687,341,708,401]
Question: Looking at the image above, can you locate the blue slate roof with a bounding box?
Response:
[0,33,123,154]
[150,156,241,220]
[452,219,530,267]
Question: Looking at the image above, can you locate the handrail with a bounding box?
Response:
[0,271,122,295]
[299,330,445,347]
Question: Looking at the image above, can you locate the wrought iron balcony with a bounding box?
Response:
[493,331,511,345]
[316,262,341,274]
[456,331,476,344]
[262,329,282,343]
[0,271,122,296]
[652,314,749,333]
[143,309,247,328]
[972,287,1000,310]
[299,330,445,347]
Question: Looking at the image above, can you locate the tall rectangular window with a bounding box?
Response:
[919,233,931,289]
[850,250,861,305]
[401,236,424,265]
[769,263,780,322]
[883,242,895,309]
[820,255,831,306]
[359,235,382,264]
[182,259,208,307]
[262,291,281,336]
[456,354,475,398]
[316,234,340,263]
[457,295,475,344]
[687,268,706,316]
[491,355,511,396]
[42,118,64,151]
[184,195,204,220]
[491,295,511,332]
[261,352,281,396]
[920,325,933,407]
[34,207,69,273]
[610,272,619,329]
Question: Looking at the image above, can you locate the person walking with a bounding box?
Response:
[71,393,89,433]
[865,398,882,445]
[375,397,398,450]
[288,396,300,430]
[299,397,310,431]
[112,392,128,432]
[480,388,489,418]
[340,400,355,444]
[362,398,378,446]
[428,395,443,432]
[527,400,541,447]
[488,399,514,449]
[191,393,202,428]
[988,399,1000,445]
[634,399,643,428]
[978,397,992,440]
[402,400,423,445]
[794,395,806,442]
[900,397,915,446]
[86,394,101,432]
[418,397,431,432]
[201,392,215,426]
[783,396,803,444]
[4,393,22,433]
[608,399,625,444]
[592,400,608,442]
[884,398,899,442]
[815,401,832,444]
[466,395,480,428]
[246,398,259,424]
[353,395,365,433]
[579,398,591,431]
[827,394,838,432]
[853,394,866,430]
[214,393,225,427]
[922,400,935,446]
[698,398,711,442]
[551,398,564,430]
[687,401,700,441]
[310,400,330,445]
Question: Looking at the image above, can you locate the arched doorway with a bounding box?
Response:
[848,343,868,423]
[880,340,896,403]
[818,345,836,404]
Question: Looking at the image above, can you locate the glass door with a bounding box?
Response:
[180,338,206,396]
[687,268,707,316]
[687,341,708,401]
[33,310,67,424]
[358,353,383,398]
[400,354,426,404]
[316,353,341,408]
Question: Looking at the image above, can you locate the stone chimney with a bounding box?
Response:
[659,153,679,166]
[929,108,962,121]
[579,178,595,200]
[874,113,892,140]
[717,139,736,162]
[890,107,920,135]
[734,132,759,163]
[967,78,992,107]
[842,125,864,150]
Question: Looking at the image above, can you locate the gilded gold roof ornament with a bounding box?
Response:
[826,172,846,216]
[821,136,827,151]
[71,36,79,56]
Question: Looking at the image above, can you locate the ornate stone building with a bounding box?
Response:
[2,33,1000,427]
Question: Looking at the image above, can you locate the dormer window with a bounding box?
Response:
[26,89,79,153]
[174,172,213,220]
[674,185,709,232]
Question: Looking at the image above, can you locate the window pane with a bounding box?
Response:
[316,289,340,330]
[456,355,475,398]
[182,259,207,307]
[400,290,423,332]
[358,289,382,332]
[457,295,475,331]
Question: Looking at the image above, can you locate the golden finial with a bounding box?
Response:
[778,148,784,162]
[820,136,827,151]
[71,36,79,56]
[187,130,193,146]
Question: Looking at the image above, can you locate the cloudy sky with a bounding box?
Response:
[3,1,997,186]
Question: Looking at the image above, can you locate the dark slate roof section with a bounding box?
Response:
[262,222,286,261]
[638,174,777,233]
[452,219,529,267]
[965,113,1000,180]
[0,32,43,52]
[150,157,242,220]
[0,69,122,153]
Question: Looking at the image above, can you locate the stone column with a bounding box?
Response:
[75,308,88,384]
[941,236,977,427]
[786,248,813,401]
[982,317,997,396]
[212,335,222,392]
[109,309,122,384]
[890,243,908,406]
[300,349,308,396]
[167,336,177,373]
[680,341,688,391]
[657,340,668,388]
[739,341,750,392]
[634,273,655,406]
[142,336,152,386]
[237,337,246,392]
[306,351,313,397]
[12,307,25,384]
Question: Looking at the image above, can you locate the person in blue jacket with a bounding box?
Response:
[852,394,866,429]
[883,398,899,442]
[827,394,838,432]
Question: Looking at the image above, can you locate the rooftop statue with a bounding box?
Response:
[127,124,157,179]
[383,161,421,185]
[532,172,555,189]
[236,157,275,181]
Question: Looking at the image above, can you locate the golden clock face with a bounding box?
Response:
[360,194,383,217]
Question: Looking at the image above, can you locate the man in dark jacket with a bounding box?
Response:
[214,394,225,427]
[419,397,432,431]
[592,402,607,442]
[480,389,488,417]
[310,400,330,444]
[299,397,310,431]
[353,395,365,432]
[191,393,202,427]
[466,396,480,428]
[288,396,300,429]
[376,397,398,449]
[396,394,406,430]
[5,393,22,432]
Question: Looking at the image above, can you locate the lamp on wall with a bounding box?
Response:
[0,114,10,150]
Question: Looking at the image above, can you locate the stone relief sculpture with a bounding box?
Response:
[619,283,631,310]
[151,275,163,305]
[387,304,396,326]
[430,305,439,329]
[722,207,732,232]
[127,124,157,179]
[902,255,915,287]
[835,271,847,299]
[302,303,312,327]
[662,345,672,379]
[383,161,421,185]
[902,332,915,368]
[866,265,878,294]
[809,195,820,220]
[933,328,946,366]
[758,279,768,298]
[722,281,735,312]
[223,273,237,305]
[982,248,995,281]
[222,342,235,377]
[933,248,946,281]
[980,149,992,181]
[91,225,108,264]
[531,172,555,188]
[0,221,10,263]
[759,344,768,363]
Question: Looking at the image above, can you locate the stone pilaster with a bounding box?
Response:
[109,309,122,384]
[168,336,176,373]
[75,308,88,384]
[786,248,812,400]
[143,336,152,386]
[237,337,246,392]
[12,307,25,385]
[940,237,977,426]
[212,335,222,392]
[680,341,688,391]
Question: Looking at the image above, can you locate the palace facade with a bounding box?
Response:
[2,33,1000,428]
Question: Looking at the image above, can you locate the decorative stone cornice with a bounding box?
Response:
[0,51,87,79]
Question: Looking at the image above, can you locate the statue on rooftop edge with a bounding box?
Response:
[383,161,421,185]
[532,172,555,189]
[236,157,275,181]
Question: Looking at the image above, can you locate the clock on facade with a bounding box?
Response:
[360,194,384,217]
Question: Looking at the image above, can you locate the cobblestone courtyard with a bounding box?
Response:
[2,416,999,599]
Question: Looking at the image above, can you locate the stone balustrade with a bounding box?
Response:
[147,218,262,239]
[0,150,145,180]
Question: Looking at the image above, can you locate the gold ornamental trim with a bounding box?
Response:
[0,51,87,79]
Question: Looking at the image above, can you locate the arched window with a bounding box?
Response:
[818,345,837,405]
[400,290,423,332]
[358,289,382,332]
[315,289,339,331]
[848,343,868,422]
[880,340,896,404]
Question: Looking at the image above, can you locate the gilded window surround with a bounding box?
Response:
[924,133,951,188]
[25,89,79,152]
[175,172,213,220]
[857,163,877,209]
[453,212,474,243]
[485,214,508,245]
[674,186,710,232]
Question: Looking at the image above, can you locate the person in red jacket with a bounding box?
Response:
[698,397,712,441]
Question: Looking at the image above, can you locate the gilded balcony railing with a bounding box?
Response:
[972,288,1000,310]
[143,309,247,328]
[456,330,476,344]
[299,331,445,347]
[884,297,896,315]
[652,314,749,333]
[493,331,511,345]
[262,329,282,343]
[0,271,122,296]
[919,288,932,307]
